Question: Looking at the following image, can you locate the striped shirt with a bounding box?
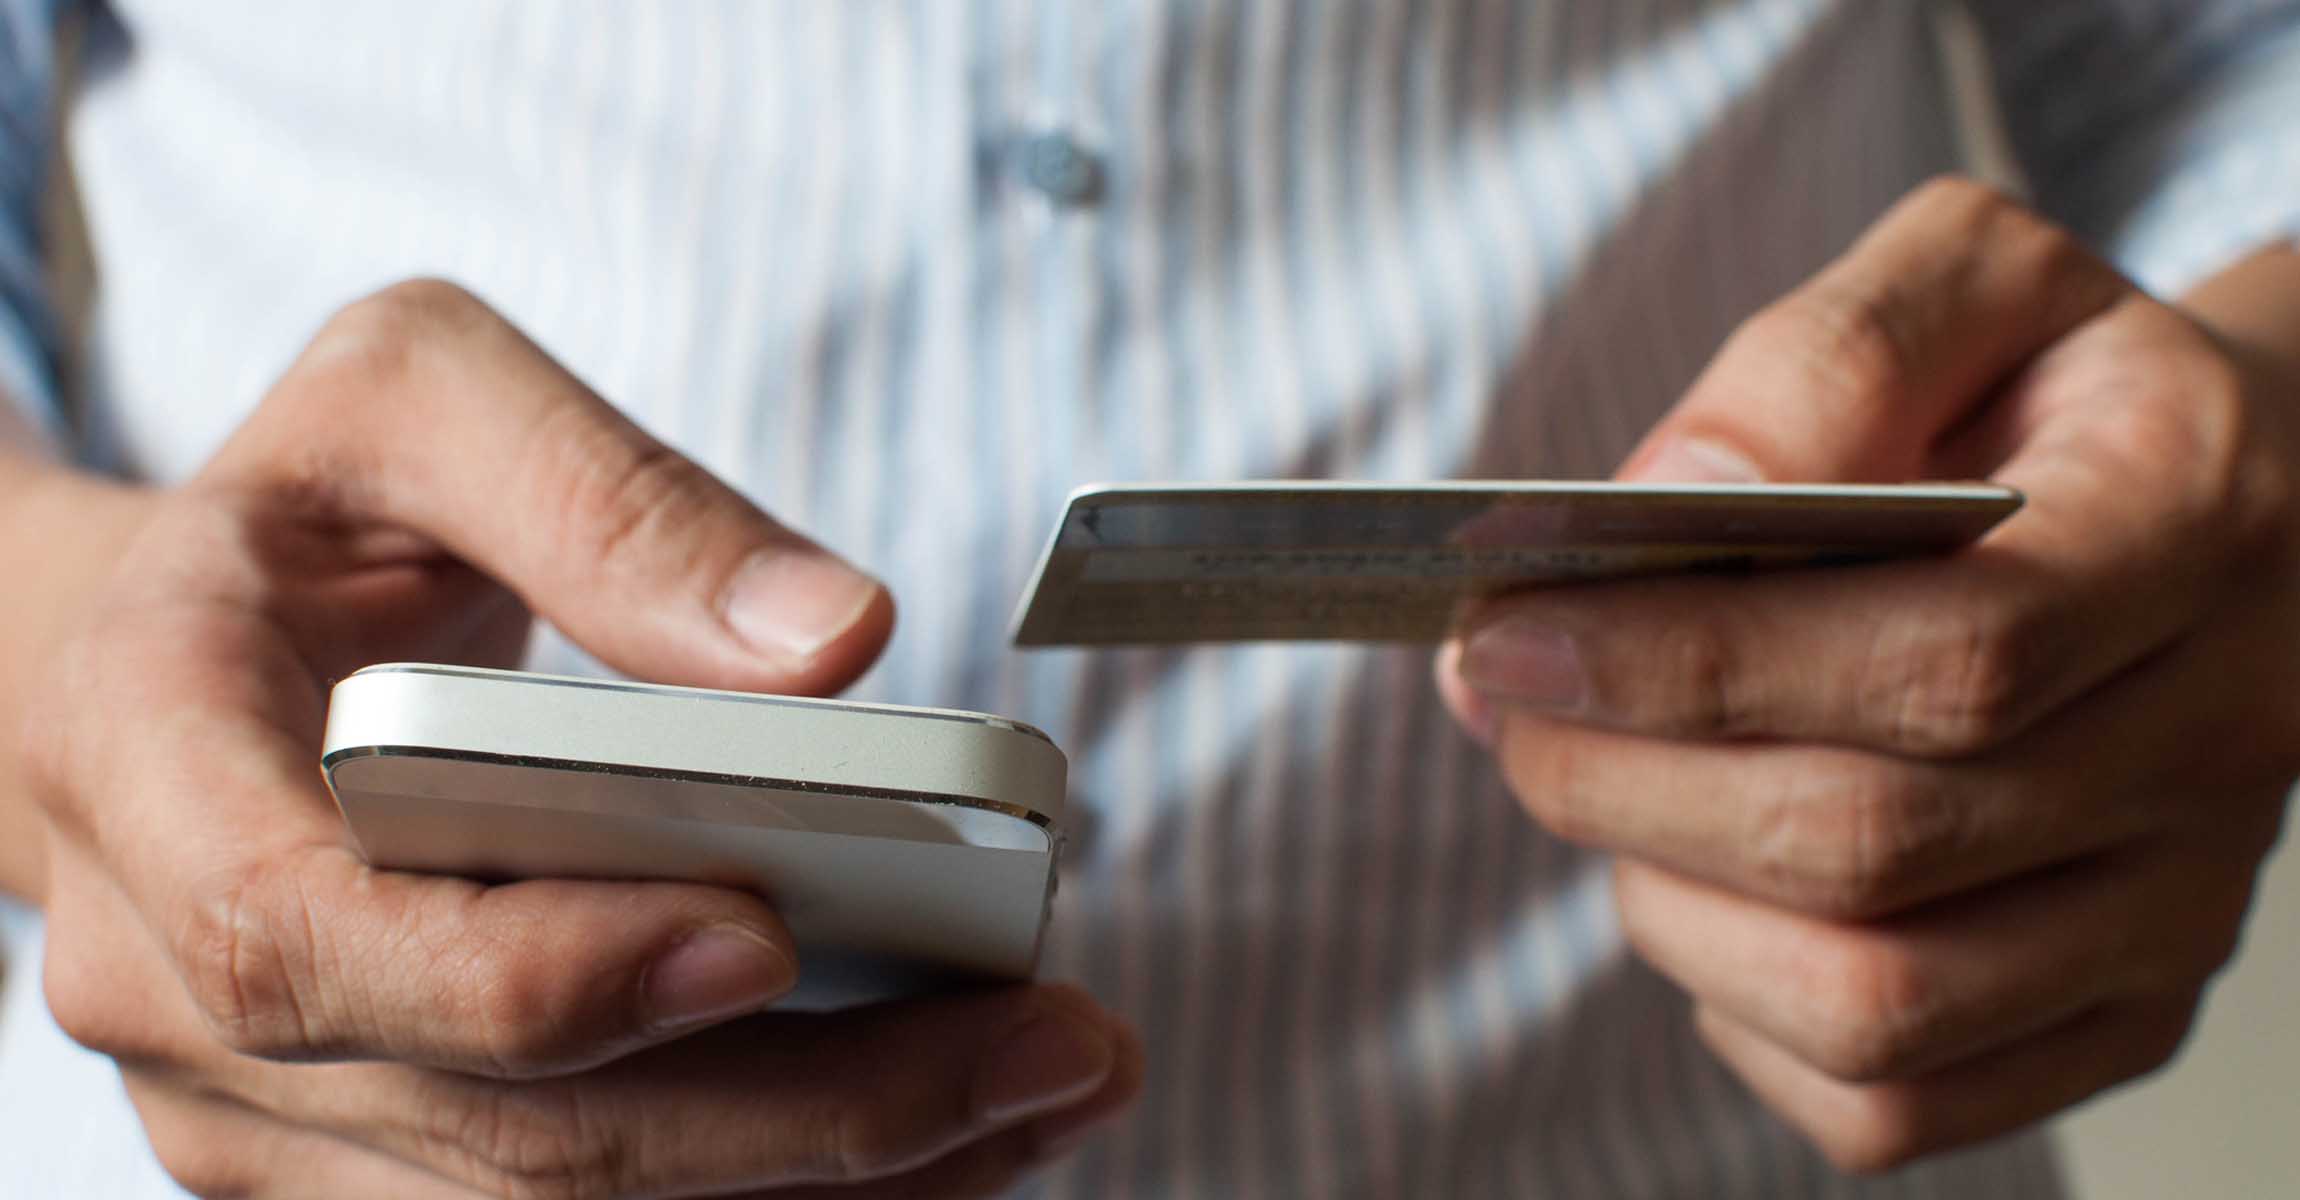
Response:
[6,2,2299,1196]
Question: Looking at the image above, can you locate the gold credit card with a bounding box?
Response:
[1009,481,2022,646]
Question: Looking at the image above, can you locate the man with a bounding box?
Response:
[2,1,2297,1195]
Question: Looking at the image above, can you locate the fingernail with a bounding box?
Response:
[642,924,793,1033]
[973,1012,1116,1125]
[722,550,882,669]
[1629,436,1766,483]
[1460,618,1589,713]
[1435,641,1501,747]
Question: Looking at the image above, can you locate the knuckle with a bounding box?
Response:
[259,278,494,470]
[1908,176,2083,274]
[1878,601,2046,757]
[1932,175,2054,248]
[467,959,591,1080]
[1501,738,1593,844]
[2223,430,2298,570]
[1905,176,2130,328]
[38,945,105,1051]
[776,1049,947,1184]
[2097,330,2300,604]
[448,1086,629,1200]
[2090,328,2244,461]
[1750,766,1942,919]
[1813,1087,1931,1175]
[2211,433,2292,568]
[1747,286,1914,413]
[325,277,487,350]
[129,1087,258,1198]
[2133,336,2283,547]
[1642,620,1745,737]
[174,857,325,1060]
[1908,173,2011,220]
[303,278,481,382]
[41,934,156,1063]
[1802,940,1938,1082]
[550,434,713,574]
[148,1135,254,1198]
[811,1094,926,1183]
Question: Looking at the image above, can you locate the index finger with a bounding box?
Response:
[1454,292,2253,757]
[1448,173,2276,755]
[207,279,893,697]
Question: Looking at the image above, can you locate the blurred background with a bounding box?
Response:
[2056,836,2300,1198]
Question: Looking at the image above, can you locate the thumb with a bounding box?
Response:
[224,279,892,695]
[1618,178,2131,485]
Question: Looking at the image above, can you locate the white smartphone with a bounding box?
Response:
[321,663,1067,1008]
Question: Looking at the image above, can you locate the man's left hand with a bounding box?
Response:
[1438,177,2300,1171]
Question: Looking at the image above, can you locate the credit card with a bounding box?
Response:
[1009,481,2021,646]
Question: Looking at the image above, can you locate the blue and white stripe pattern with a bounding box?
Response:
[5,1,2300,1195]
[0,0,62,446]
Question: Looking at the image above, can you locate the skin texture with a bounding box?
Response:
[2,281,1141,1198]
[1439,179,2300,1171]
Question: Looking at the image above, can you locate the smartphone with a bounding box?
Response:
[321,663,1067,1008]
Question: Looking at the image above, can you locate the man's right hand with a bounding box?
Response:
[19,280,1140,1198]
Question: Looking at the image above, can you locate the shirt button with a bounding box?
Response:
[1014,130,1104,207]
